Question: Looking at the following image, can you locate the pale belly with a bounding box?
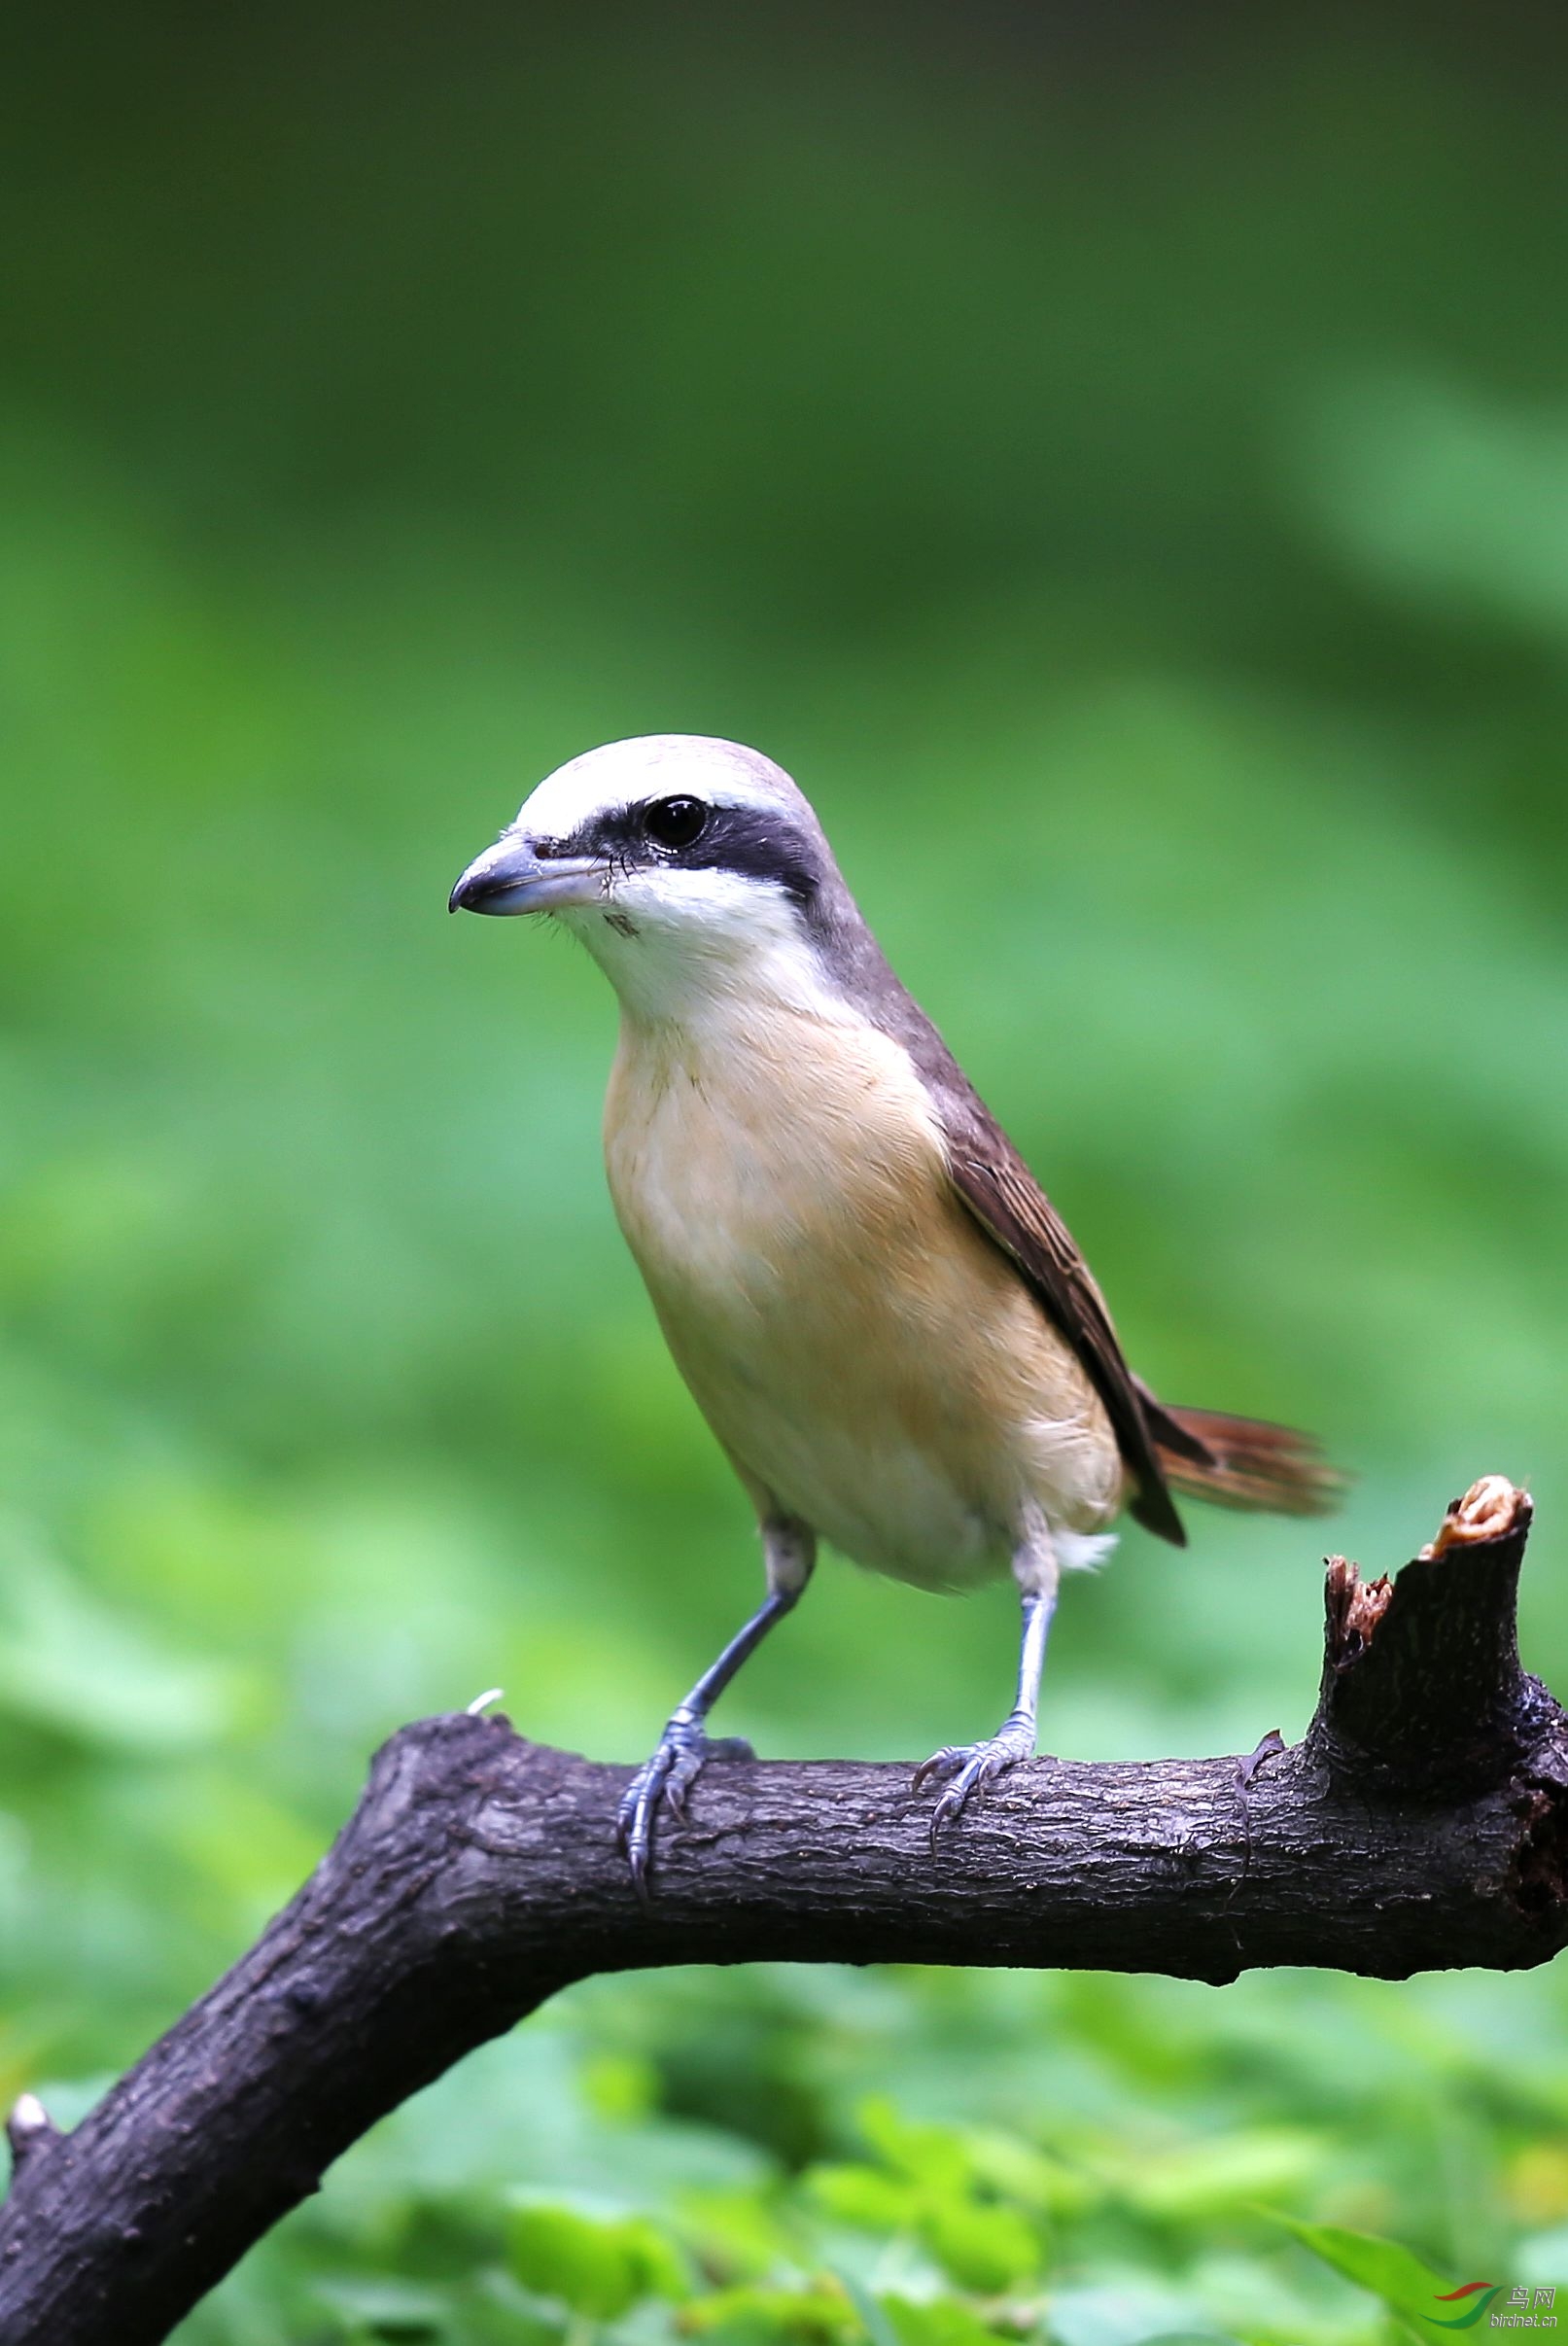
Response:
[604,1005,1125,1590]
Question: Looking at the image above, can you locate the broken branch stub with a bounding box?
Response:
[1309,1478,1542,1793]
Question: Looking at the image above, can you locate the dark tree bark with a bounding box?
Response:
[0,1479,1563,2346]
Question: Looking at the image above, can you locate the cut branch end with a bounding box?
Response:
[1420,1476,1532,1558]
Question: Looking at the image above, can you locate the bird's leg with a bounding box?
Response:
[617,1516,815,1898]
[914,1525,1061,1837]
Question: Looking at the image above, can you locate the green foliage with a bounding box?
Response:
[0,7,1566,2341]
[875,2298,1008,2346]
[1280,2222,1457,2332]
[124,1969,1568,2343]
[506,2201,687,2320]
[684,2281,862,2345]
[806,2101,1050,2291]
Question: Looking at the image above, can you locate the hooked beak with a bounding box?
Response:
[448,833,606,916]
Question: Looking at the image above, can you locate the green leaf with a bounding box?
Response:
[877,2294,1009,2346]
[963,2128,1098,2220]
[856,2101,971,2196]
[677,2186,796,2287]
[1124,2130,1323,2219]
[1279,2219,1460,2328]
[682,2282,861,2345]
[916,2199,1041,2295]
[804,2161,922,2236]
[505,2201,687,2320]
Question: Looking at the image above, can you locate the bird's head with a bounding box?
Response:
[450,735,859,1023]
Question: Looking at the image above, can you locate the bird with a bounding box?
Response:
[450,734,1339,1893]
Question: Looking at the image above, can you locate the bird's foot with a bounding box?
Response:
[616,1713,754,1900]
[913,1715,1037,1838]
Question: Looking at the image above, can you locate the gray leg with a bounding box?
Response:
[914,1522,1061,1836]
[617,1516,815,1898]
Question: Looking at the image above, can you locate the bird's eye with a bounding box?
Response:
[643,794,709,851]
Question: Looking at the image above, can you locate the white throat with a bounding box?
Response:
[554,873,845,1038]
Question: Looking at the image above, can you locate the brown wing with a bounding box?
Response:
[823,926,1212,1546]
[942,1116,1198,1547]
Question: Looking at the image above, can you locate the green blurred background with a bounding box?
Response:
[3,7,1568,2339]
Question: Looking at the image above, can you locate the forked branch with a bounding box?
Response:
[0,1479,1563,2345]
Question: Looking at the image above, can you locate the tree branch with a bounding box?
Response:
[1,1479,1563,2345]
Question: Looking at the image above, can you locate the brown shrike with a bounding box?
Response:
[451,735,1337,1893]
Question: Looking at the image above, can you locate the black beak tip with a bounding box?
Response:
[448,877,470,915]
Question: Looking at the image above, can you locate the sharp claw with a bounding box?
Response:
[911,1746,963,1793]
[618,1780,657,1904]
[931,1765,979,1835]
[615,1722,753,1895]
[918,1730,1034,1840]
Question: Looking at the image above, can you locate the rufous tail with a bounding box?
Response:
[1149,1404,1343,1517]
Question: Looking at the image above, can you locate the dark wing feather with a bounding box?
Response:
[942,1115,1194,1547]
